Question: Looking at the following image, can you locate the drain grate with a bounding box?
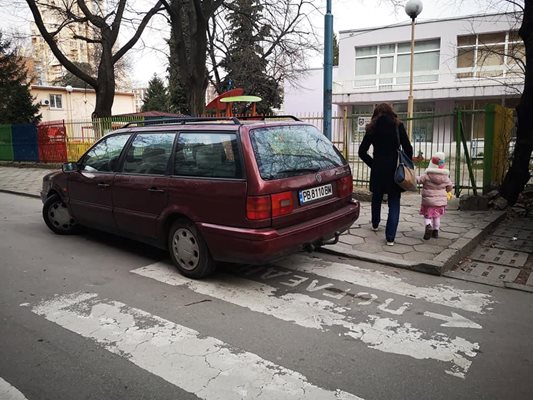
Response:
[458,260,520,282]
[483,237,533,253]
[492,227,533,241]
[470,247,528,267]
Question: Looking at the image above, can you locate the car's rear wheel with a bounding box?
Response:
[168,219,216,278]
[43,194,79,234]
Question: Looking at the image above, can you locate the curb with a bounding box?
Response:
[434,210,507,274]
[320,210,507,277]
[0,161,61,170]
[0,189,41,199]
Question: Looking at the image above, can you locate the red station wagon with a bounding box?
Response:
[41,117,360,278]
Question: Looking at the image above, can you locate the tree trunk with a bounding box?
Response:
[92,46,116,118]
[500,1,533,205]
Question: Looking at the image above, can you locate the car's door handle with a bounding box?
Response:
[148,187,165,193]
[97,183,110,188]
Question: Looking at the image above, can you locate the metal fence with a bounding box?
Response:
[3,110,525,196]
[297,106,519,196]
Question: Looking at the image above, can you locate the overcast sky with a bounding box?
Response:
[0,0,511,87]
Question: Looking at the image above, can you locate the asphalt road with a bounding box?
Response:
[1,192,532,400]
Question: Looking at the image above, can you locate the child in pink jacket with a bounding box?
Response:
[417,152,453,240]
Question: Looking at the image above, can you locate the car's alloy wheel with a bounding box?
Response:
[168,219,216,278]
[43,194,78,234]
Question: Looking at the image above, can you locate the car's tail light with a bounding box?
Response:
[271,191,294,217]
[247,192,294,220]
[337,176,353,198]
[247,195,271,220]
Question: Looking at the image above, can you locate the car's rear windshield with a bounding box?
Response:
[249,125,346,180]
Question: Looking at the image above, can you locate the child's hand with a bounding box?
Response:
[447,191,453,201]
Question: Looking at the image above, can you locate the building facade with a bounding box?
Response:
[284,13,523,139]
[31,86,135,122]
[334,12,523,141]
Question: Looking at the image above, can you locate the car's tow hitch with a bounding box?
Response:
[304,231,341,252]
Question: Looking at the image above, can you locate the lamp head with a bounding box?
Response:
[405,0,423,20]
[65,85,73,93]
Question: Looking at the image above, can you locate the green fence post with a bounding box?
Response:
[0,124,14,161]
[459,119,478,196]
[483,104,496,194]
[454,109,461,197]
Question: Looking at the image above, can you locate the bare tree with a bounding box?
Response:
[26,0,163,118]
[162,0,224,116]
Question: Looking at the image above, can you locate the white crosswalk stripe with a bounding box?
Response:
[0,378,28,400]
[131,260,487,378]
[29,292,363,400]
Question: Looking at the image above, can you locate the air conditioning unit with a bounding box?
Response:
[40,99,50,106]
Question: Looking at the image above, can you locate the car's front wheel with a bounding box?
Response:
[168,219,216,278]
[42,194,79,234]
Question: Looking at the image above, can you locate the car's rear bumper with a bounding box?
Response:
[198,199,360,264]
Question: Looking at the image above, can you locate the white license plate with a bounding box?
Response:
[299,184,332,204]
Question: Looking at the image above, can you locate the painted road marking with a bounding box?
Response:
[29,292,363,400]
[275,254,494,314]
[424,312,482,329]
[132,262,480,378]
[0,377,28,400]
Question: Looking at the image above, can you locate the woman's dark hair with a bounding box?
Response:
[365,103,401,132]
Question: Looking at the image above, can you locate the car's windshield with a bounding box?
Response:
[249,125,346,180]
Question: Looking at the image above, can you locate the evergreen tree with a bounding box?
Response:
[221,0,282,115]
[0,31,41,124]
[141,74,170,112]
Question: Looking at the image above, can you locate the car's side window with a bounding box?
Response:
[82,134,130,172]
[122,133,176,175]
[174,132,242,178]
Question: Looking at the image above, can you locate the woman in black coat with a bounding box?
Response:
[358,103,413,245]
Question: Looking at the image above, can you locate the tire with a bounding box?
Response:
[42,194,79,235]
[168,219,216,278]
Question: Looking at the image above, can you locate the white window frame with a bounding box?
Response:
[354,39,440,89]
[456,31,522,80]
[49,94,63,109]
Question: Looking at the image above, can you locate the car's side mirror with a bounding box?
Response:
[62,162,79,172]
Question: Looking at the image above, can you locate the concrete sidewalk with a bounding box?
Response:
[0,164,516,279]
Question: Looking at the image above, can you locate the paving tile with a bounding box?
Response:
[456,260,520,282]
[381,244,412,254]
[527,273,533,287]
[394,236,423,246]
[338,235,365,246]
[440,225,467,234]
[470,247,528,268]
[413,244,443,253]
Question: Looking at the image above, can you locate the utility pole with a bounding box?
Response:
[323,0,333,140]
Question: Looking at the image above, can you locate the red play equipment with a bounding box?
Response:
[206,88,262,116]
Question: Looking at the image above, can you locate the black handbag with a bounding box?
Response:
[394,127,417,191]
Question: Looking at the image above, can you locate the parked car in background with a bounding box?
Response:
[41,117,360,278]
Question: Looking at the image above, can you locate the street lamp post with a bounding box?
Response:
[65,85,73,123]
[323,0,333,140]
[404,0,423,140]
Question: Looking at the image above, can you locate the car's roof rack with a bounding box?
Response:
[122,117,241,128]
[238,115,301,121]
